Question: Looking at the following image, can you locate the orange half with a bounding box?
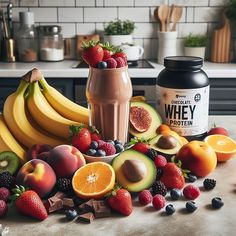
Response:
[204,134,236,162]
[72,162,115,199]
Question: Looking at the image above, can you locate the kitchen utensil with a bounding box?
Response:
[211,12,231,63]
[166,4,174,32]
[76,34,100,59]
[1,9,9,38]
[120,44,144,61]
[2,38,16,62]
[7,3,13,37]
[158,4,169,32]
[171,5,183,31]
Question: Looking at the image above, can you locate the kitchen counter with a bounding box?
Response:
[1,116,236,236]
[0,60,236,78]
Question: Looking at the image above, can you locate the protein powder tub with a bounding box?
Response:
[156,56,209,140]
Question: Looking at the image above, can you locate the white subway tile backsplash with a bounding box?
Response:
[96,0,104,7]
[169,0,208,7]
[209,0,229,6]
[58,8,83,22]
[133,23,158,38]
[58,23,76,37]
[119,8,150,22]
[135,0,167,7]
[96,23,105,35]
[104,0,134,7]
[76,0,95,7]
[29,8,57,22]
[12,7,28,22]
[39,0,75,7]
[84,8,117,22]
[76,23,96,34]
[20,0,38,7]
[186,7,194,22]
[194,7,222,23]
[178,23,208,37]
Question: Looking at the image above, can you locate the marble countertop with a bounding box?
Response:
[1,116,236,236]
[0,60,235,78]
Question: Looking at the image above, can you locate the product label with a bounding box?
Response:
[156,85,209,136]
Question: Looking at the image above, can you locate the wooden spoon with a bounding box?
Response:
[158,4,169,32]
[171,5,183,32]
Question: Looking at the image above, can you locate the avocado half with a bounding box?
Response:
[129,102,162,140]
[112,149,156,192]
[149,134,182,156]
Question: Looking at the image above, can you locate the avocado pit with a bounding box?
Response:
[122,159,147,182]
[156,135,177,149]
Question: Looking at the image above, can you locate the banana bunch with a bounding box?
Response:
[1,69,89,163]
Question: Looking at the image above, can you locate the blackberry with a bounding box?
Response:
[56,178,72,192]
[0,171,14,189]
[203,178,216,190]
[146,149,158,161]
[151,181,167,196]
[156,169,163,180]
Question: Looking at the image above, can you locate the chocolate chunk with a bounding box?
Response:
[78,213,94,223]
[84,199,94,212]
[44,196,63,213]
[54,191,68,199]
[92,200,111,218]
[62,198,75,208]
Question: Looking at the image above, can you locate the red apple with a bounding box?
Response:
[47,145,86,178]
[16,159,56,198]
[208,127,229,136]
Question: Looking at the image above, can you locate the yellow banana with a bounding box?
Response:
[39,77,89,125]
[27,82,81,139]
[0,114,27,164]
[3,80,64,149]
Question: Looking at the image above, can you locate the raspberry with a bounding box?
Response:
[203,178,216,190]
[0,200,8,218]
[154,155,167,169]
[115,57,126,68]
[0,187,10,202]
[152,194,166,210]
[106,58,117,68]
[138,190,153,205]
[97,140,106,148]
[183,184,200,200]
[100,143,116,156]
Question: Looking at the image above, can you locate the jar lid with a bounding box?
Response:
[164,56,203,70]
[38,25,62,34]
[19,12,34,25]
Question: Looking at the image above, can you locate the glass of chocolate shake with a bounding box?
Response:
[86,66,132,144]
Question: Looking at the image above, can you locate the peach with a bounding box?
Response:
[176,141,217,177]
[16,159,56,198]
[47,145,86,178]
[208,127,229,136]
[27,144,52,160]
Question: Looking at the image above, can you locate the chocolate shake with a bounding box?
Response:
[86,66,132,144]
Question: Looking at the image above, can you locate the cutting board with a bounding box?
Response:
[76,34,100,59]
[211,13,231,63]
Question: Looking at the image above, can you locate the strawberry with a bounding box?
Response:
[112,48,127,65]
[82,40,104,67]
[160,163,185,189]
[70,125,92,153]
[11,185,48,221]
[88,126,102,141]
[102,42,113,61]
[132,142,149,154]
[107,187,132,216]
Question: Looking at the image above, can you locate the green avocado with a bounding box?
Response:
[149,134,182,156]
[129,102,162,140]
[112,149,156,192]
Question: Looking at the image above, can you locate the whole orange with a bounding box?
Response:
[176,141,217,177]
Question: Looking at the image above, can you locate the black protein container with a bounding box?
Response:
[156,56,210,141]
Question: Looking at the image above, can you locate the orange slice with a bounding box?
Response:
[72,162,115,199]
[204,134,236,162]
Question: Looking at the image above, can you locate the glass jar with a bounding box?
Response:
[156,56,210,140]
[39,25,64,61]
[16,12,38,62]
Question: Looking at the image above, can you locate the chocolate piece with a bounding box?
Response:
[84,199,94,212]
[44,196,63,213]
[54,191,68,199]
[62,198,75,208]
[78,213,94,223]
[92,200,111,218]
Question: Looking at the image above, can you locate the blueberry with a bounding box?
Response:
[165,204,175,215]
[97,61,107,69]
[170,189,182,200]
[187,174,198,183]
[156,169,163,180]
[86,149,96,156]
[107,140,115,146]
[115,144,124,153]
[65,210,77,220]
[90,141,98,149]
[114,140,122,145]
[96,149,106,157]
[212,197,224,209]
[186,201,198,213]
